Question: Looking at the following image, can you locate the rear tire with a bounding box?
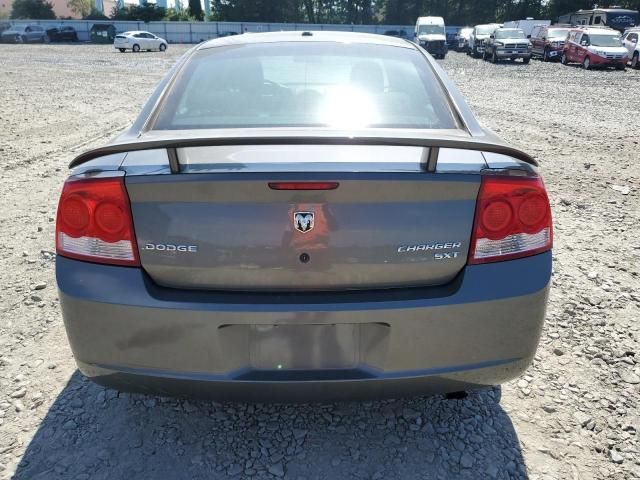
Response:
[118,48,126,53]
[583,56,591,70]
[132,44,140,52]
[632,52,639,69]
[523,57,530,64]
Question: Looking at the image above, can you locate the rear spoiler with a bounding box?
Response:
[69,136,538,172]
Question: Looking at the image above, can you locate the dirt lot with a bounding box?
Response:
[0,44,638,480]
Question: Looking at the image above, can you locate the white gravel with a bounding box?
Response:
[0,44,639,480]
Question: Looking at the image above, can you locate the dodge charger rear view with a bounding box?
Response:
[55,31,552,402]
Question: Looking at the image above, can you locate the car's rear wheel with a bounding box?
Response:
[632,52,639,69]
[523,57,530,64]
[159,43,166,52]
[583,56,591,70]
[132,44,140,52]
[118,48,126,53]
[561,53,568,65]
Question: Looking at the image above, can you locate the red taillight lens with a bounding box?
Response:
[468,176,552,265]
[56,177,140,266]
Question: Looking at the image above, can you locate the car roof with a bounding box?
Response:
[197,31,415,51]
[571,26,620,34]
[593,8,637,13]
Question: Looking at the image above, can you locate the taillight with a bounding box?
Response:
[468,176,552,264]
[56,176,140,266]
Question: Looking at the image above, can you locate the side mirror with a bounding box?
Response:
[490,35,495,39]
[581,40,589,46]
[527,34,531,39]
[542,36,546,41]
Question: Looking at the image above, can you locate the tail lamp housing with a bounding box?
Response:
[56,176,140,266]
[468,175,552,264]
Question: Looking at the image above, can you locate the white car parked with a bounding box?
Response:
[622,27,640,68]
[114,31,167,53]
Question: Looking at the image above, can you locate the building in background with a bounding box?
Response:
[1,0,78,18]
[97,0,209,16]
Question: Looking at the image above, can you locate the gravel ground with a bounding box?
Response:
[0,44,638,480]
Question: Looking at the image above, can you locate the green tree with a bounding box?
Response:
[84,7,108,19]
[11,0,56,19]
[67,0,92,17]
[189,0,203,20]
[110,1,165,21]
[164,7,195,20]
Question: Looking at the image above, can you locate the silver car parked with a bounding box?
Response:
[56,31,552,402]
[0,24,47,43]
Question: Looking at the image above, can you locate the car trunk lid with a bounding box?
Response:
[124,144,481,291]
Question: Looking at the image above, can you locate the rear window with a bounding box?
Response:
[153,42,459,130]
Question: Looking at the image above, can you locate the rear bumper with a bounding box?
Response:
[57,252,551,401]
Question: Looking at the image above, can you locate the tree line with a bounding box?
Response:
[8,0,640,24]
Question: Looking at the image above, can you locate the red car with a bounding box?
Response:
[561,26,628,70]
[530,24,570,61]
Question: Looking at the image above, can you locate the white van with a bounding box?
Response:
[415,16,448,59]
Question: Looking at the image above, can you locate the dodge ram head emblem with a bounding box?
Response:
[294,212,314,233]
